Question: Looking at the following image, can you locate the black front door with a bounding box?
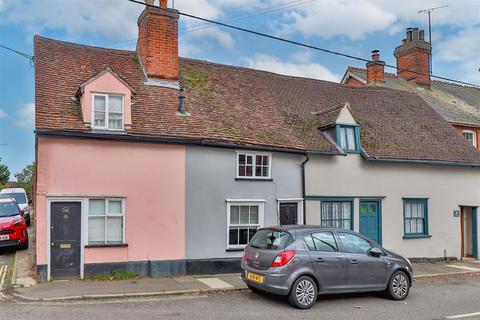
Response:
[50,202,81,279]
[279,203,298,225]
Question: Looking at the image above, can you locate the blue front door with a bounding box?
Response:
[359,201,381,244]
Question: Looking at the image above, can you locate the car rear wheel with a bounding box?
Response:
[288,275,317,309]
[387,270,410,300]
[20,233,29,250]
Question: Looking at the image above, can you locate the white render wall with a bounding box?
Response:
[305,154,480,259]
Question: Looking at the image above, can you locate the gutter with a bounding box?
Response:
[362,153,480,168]
[35,129,343,156]
[301,153,310,225]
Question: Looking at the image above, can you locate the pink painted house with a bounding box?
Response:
[34,0,188,280]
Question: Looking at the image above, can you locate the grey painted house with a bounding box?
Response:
[185,146,304,272]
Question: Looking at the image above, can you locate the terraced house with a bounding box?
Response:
[34,0,480,281]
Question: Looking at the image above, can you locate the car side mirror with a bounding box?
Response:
[369,247,382,257]
[28,200,32,205]
[20,209,25,216]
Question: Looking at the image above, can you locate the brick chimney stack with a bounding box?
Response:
[137,0,179,82]
[394,27,431,88]
[366,50,385,84]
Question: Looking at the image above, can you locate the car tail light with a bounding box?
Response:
[271,250,296,267]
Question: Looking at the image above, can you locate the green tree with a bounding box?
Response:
[15,163,35,200]
[0,158,10,189]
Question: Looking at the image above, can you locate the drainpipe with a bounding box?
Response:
[301,153,310,225]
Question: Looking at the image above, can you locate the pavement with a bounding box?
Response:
[7,259,480,302]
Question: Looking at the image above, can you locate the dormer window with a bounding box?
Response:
[337,125,360,152]
[78,68,133,131]
[462,130,477,148]
[92,93,124,130]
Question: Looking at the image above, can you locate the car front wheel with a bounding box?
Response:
[288,275,318,309]
[387,270,410,300]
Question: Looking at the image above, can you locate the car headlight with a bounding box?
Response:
[13,219,23,226]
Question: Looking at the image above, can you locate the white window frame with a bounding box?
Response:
[87,198,126,245]
[226,200,265,250]
[462,130,477,148]
[236,151,272,179]
[91,93,125,131]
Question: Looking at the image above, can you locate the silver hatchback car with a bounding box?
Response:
[241,226,413,309]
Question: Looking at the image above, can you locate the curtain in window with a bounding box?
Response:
[321,201,351,229]
[404,202,425,234]
[93,96,106,127]
[108,96,123,129]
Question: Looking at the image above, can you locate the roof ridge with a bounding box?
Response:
[431,79,480,90]
[347,65,397,77]
[34,35,136,55]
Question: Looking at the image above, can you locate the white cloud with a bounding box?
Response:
[0,110,6,119]
[3,0,142,39]
[436,28,480,83]
[277,0,396,40]
[15,103,34,129]
[273,0,480,40]
[1,0,239,48]
[246,53,340,82]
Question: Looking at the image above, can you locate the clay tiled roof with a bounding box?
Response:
[35,36,480,165]
[345,67,480,127]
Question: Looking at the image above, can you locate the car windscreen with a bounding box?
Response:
[249,229,294,250]
[0,193,26,204]
[0,202,20,217]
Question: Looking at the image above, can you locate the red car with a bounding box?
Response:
[0,198,28,250]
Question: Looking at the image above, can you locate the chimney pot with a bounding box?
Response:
[406,28,413,42]
[412,27,419,40]
[371,50,380,61]
[159,0,167,8]
[145,0,154,5]
[402,38,407,45]
[419,30,425,41]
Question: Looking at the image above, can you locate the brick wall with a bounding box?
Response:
[345,77,365,87]
[137,5,179,81]
[396,48,430,87]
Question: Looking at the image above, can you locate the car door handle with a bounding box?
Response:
[315,258,324,263]
[350,259,358,264]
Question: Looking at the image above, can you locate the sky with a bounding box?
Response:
[0,0,479,178]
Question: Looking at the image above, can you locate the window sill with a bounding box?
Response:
[91,129,127,135]
[226,248,245,252]
[235,178,273,182]
[85,243,128,248]
[402,235,432,239]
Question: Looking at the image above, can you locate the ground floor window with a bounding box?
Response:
[88,198,125,245]
[320,201,352,230]
[403,198,428,237]
[227,201,264,249]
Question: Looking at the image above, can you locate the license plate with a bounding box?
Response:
[247,272,264,284]
[0,235,9,241]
